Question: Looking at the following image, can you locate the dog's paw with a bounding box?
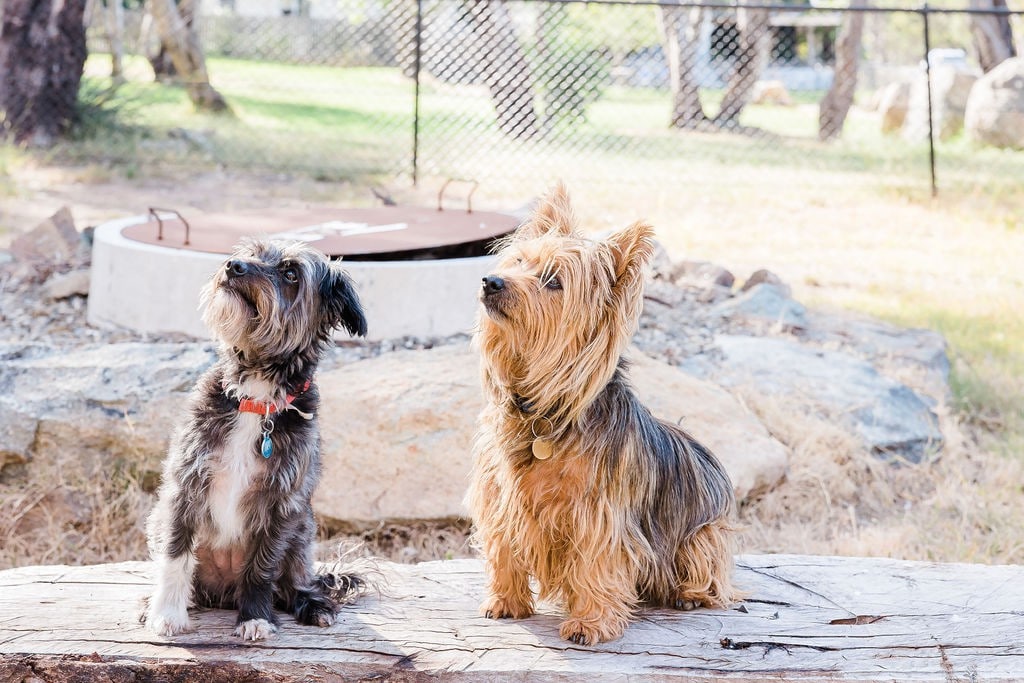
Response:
[310,609,336,628]
[234,618,278,641]
[294,589,337,626]
[559,617,623,646]
[673,598,700,611]
[480,594,533,620]
[146,608,195,637]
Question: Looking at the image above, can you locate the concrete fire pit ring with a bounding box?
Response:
[87,206,520,340]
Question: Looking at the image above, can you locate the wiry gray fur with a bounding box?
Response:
[144,238,367,640]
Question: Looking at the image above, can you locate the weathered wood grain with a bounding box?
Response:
[1,554,1023,681]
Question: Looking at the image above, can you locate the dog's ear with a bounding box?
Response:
[513,182,576,241]
[321,262,368,337]
[608,220,655,289]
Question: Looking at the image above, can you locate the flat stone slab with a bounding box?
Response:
[2,554,1023,681]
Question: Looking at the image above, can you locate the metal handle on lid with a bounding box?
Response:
[437,178,478,214]
[148,207,192,246]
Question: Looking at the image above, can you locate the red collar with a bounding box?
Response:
[236,379,311,416]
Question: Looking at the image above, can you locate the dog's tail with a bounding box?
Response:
[315,542,385,606]
[314,570,366,605]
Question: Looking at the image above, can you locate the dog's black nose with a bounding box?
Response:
[482,275,505,295]
[226,260,249,278]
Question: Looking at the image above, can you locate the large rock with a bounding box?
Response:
[44,268,91,300]
[708,335,942,460]
[0,343,216,477]
[878,81,911,134]
[801,309,950,399]
[627,351,789,500]
[751,79,793,106]
[965,56,1024,149]
[671,260,736,290]
[712,283,807,331]
[9,207,80,263]
[316,344,789,525]
[904,66,978,141]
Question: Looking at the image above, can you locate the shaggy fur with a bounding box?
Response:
[144,238,367,640]
[467,185,739,645]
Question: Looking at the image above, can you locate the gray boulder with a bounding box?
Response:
[965,56,1024,149]
[0,343,216,477]
[801,310,950,400]
[708,335,942,460]
[713,283,807,331]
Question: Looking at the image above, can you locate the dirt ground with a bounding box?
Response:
[0,166,386,247]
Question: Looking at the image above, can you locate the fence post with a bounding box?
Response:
[921,2,938,197]
[412,0,423,186]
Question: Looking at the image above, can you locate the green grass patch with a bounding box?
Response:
[65,53,972,192]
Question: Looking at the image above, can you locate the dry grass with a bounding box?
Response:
[318,521,475,565]
[0,468,150,568]
[734,387,1024,564]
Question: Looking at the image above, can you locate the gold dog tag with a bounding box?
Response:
[532,440,553,460]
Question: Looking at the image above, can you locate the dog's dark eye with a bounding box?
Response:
[282,267,299,284]
[544,276,562,290]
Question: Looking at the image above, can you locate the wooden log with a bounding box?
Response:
[2,554,1023,681]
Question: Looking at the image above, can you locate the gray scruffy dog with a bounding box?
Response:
[144,238,367,640]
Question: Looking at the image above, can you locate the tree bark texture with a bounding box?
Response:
[466,0,538,139]
[969,0,1016,73]
[715,6,771,128]
[0,0,88,145]
[819,0,867,141]
[660,5,708,129]
[146,0,230,112]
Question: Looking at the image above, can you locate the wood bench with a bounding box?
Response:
[2,554,1022,681]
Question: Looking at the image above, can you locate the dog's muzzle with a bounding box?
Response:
[480,275,508,316]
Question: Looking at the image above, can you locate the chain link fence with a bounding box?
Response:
[67,0,1024,201]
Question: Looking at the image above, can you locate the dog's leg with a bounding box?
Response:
[233,509,294,640]
[672,519,738,610]
[146,514,197,636]
[275,512,339,628]
[480,539,534,620]
[557,554,636,646]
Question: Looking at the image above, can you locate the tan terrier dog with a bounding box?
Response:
[467,185,739,645]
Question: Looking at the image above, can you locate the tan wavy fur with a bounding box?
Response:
[467,184,739,645]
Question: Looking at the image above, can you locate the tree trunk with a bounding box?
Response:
[105,0,126,83]
[0,0,89,145]
[146,0,230,112]
[715,6,771,128]
[969,0,1016,73]
[660,5,708,129]
[819,0,867,141]
[149,41,179,80]
[466,0,538,139]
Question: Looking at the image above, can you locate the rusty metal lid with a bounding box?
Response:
[122,205,521,259]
